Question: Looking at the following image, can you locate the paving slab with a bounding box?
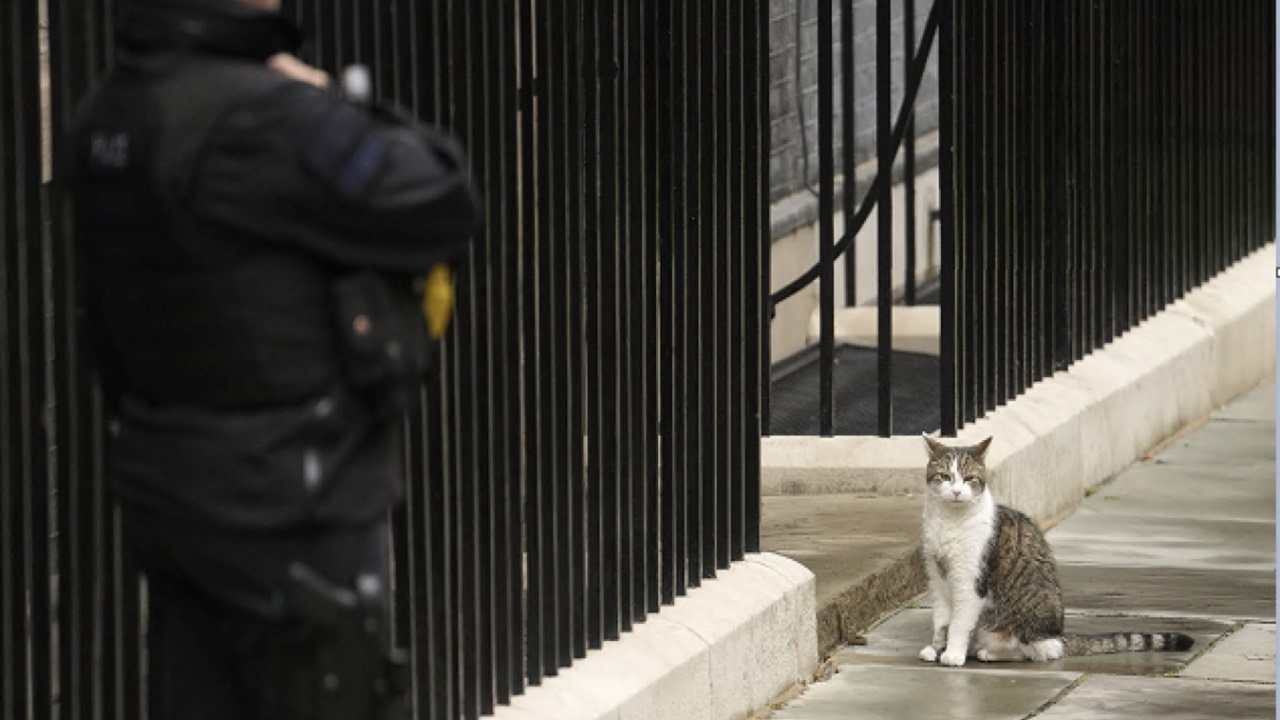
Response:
[1150,417,1275,468]
[1181,624,1277,684]
[1210,382,1275,422]
[1055,565,1275,622]
[1073,462,1275,523]
[834,608,1226,677]
[767,665,1080,720]
[1032,674,1275,720]
[1049,514,1275,574]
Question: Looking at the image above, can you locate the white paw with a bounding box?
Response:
[918,646,938,662]
[976,648,994,662]
[939,649,967,667]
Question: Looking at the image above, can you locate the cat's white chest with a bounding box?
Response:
[923,501,994,570]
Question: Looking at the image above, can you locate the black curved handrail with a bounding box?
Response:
[770,1,940,308]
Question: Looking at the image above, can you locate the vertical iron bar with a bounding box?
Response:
[452,2,487,714]
[1080,0,1093,355]
[1084,0,1097,356]
[7,0,53,715]
[584,0,612,649]
[636,0,662,614]
[1190,0,1205,292]
[548,0,575,673]
[874,0,893,436]
[962,0,981,423]
[700,0,722,578]
[57,6,131,713]
[1109,0,1128,343]
[1264,0,1275,256]
[655,0,686,604]
[563,0,587,665]
[747,0,767,552]
[1,2,25,713]
[726,0,747,562]
[841,0,858,308]
[496,0,525,699]
[520,0,546,686]
[1233,2,1244,260]
[903,0,918,306]
[542,0,570,671]
[979,0,996,411]
[1208,2,1222,278]
[1010,0,1026,392]
[1049,0,1070,372]
[48,1,99,716]
[479,0,504,704]
[817,0,836,437]
[627,0,649,618]
[1169,0,1183,299]
[675,0,694,597]
[714,0,735,572]
[431,1,460,707]
[992,0,1008,407]
[938,0,956,436]
[681,0,702,589]
[1025,0,1044,385]
[618,0,640,630]
[629,0,660,609]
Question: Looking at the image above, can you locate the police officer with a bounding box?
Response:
[65,0,480,717]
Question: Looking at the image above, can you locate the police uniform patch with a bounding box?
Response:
[90,131,132,170]
[334,135,387,199]
[84,128,148,177]
[301,103,385,201]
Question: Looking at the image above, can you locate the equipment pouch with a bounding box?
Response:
[332,271,432,412]
[257,563,409,720]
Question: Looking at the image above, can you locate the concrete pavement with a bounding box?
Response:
[761,378,1275,719]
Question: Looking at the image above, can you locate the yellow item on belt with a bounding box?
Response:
[422,264,456,339]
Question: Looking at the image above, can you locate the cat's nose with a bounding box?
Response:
[952,490,962,498]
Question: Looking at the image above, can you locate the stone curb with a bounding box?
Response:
[488,553,818,720]
[816,546,926,659]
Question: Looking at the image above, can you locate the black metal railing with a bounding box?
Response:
[770,0,1274,438]
[771,0,940,437]
[939,0,1275,434]
[3,2,769,719]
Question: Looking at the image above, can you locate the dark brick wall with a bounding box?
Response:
[769,0,939,204]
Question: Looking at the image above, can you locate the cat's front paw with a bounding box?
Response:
[918,645,938,663]
[939,649,968,667]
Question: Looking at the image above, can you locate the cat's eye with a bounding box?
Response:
[965,476,980,484]
[929,475,946,484]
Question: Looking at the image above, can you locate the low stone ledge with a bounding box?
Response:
[816,545,926,659]
[810,305,942,356]
[488,553,818,720]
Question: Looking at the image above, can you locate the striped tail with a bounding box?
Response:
[1062,632,1195,656]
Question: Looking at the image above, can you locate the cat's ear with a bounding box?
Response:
[922,433,949,460]
[970,436,993,460]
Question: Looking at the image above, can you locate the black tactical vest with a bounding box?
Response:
[71,52,341,409]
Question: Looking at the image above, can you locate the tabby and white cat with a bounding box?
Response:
[918,435,1193,667]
